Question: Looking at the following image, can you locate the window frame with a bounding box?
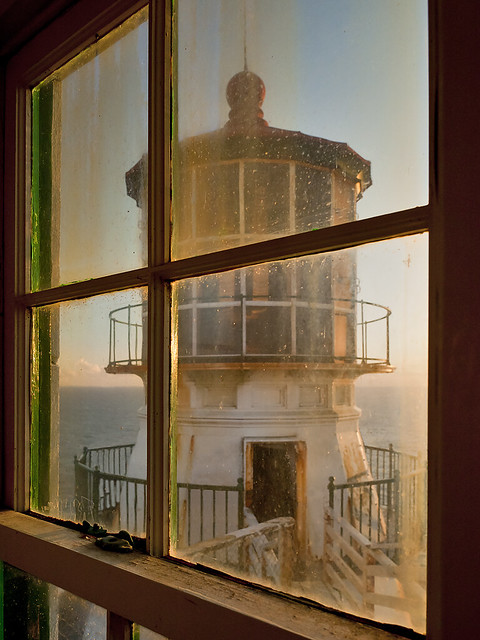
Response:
[2,0,480,638]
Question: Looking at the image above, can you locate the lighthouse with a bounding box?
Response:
[169,70,392,560]
[105,70,392,568]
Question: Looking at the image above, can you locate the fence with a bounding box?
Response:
[327,473,400,558]
[75,447,245,541]
[176,478,244,546]
[328,445,426,558]
[74,444,147,533]
[324,444,427,629]
[324,507,425,628]
[364,443,419,482]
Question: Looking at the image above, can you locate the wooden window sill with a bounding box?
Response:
[0,510,415,640]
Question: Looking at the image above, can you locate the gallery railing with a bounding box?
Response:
[107,303,145,368]
[107,298,391,368]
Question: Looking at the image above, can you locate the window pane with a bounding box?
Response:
[1,563,106,639]
[30,8,148,291]
[171,0,428,259]
[30,288,147,536]
[170,235,427,633]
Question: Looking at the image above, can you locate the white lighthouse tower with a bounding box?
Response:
[170,70,392,561]
[106,69,392,567]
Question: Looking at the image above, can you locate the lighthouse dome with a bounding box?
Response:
[225,70,268,131]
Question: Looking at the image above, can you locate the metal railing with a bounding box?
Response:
[177,478,244,546]
[74,444,147,533]
[81,443,135,476]
[108,303,145,368]
[107,297,391,367]
[357,298,391,365]
[74,445,245,541]
[364,443,419,482]
[328,444,426,561]
[327,473,400,556]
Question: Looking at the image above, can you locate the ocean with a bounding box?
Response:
[356,385,427,456]
[58,386,144,504]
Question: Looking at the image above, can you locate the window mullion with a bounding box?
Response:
[146,277,170,556]
[146,0,171,556]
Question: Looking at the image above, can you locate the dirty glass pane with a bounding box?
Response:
[30,288,147,537]
[30,7,148,291]
[1,563,106,639]
[170,235,427,633]
[172,0,428,259]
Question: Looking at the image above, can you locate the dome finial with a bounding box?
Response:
[225,70,268,132]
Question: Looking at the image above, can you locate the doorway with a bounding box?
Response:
[245,440,306,552]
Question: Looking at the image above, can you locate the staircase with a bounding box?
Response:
[324,445,426,632]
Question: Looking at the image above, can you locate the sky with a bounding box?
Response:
[51,0,428,388]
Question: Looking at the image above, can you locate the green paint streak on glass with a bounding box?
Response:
[31,308,53,510]
[31,82,54,292]
[31,81,54,510]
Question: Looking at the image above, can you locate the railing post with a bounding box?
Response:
[127,305,132,364]
[109,316,112,365]
[237,477,244,529]
[241,295,247,357]
[393,469,401,562]
[386,311,390,365]
[135,321,139,364]
[389,443,394,479]
[92,466,100,522]
[328,476,335,509]
[112,320,116,365]
[74,455,81,521]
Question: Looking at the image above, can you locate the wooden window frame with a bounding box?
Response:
[2,0,480,638]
